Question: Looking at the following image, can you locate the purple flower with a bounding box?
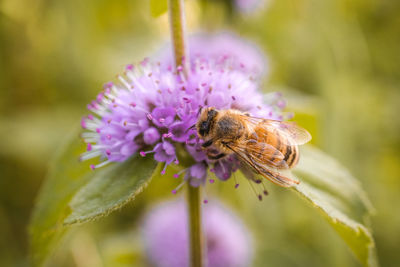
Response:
[142,200,253,267]
[80,54,288,188]
[212,156,241,181]
[157,32,267,77]
[143,127,160,145]
[235,0,267,13]
[185,162,208,187]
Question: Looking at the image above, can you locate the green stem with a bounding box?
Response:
[168,0,188,75]
[168,1,203,266]
[187,185,204,267]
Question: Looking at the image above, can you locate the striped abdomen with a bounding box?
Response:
[246,126,299,169]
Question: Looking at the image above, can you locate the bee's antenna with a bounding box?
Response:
[247,178,263,201]
[185,124,196,133]
[197,106,204,117]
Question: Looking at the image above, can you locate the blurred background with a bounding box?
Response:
[1,0,399,266]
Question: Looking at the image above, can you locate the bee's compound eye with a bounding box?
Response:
[199,121,208,136]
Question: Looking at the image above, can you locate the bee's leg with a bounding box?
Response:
[202,139,213,148]
[207,153,226,160]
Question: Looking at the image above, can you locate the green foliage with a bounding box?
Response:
[29,130,159,266]
[292,146,377,267]
[150,0,168,17]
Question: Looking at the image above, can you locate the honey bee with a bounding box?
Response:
[196,107,312,187]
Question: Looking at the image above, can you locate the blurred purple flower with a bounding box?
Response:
[158,32,268,77]
[142,200,253,267]
[81,51,288,187]
[235,0,267,14]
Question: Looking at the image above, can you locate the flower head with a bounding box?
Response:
[80,56,288,187]
[142,200,253,267]
[158,32,268,77]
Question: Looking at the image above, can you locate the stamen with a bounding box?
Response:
[233,173,240,189]
[118,75,131,90]
[125,64,134,71]
[81,118,87,129]
[103,82,113,90]
[126,72,149,92]
[260,180,269,196]
[95,160,111,169]
[82,138,98,143]
[162,132,173,138]
[247,178,262,201]
[173,168,188,179]
[171,180,186,194]
[80,150,102,161]
[161,163,169,175]
[123,121,138,127]
[90,160,111,170]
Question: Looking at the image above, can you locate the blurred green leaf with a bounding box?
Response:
[292,146,377,267]
[29,129,159,266]
[150,0,168,17]
[64,154,160,225]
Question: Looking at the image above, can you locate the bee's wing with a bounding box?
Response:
[243,116,312,145]
[235,140,290,169]
[225,143,299,187]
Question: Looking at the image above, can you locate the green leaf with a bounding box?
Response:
[150,0,168,17]
[29,129,159,266]
[64,152,159,225]
[292,145,377,267]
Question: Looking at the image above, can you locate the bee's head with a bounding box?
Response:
[196,107,218,138]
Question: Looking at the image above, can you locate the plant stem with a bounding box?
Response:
[168,0,188,75]
[187,185,204,267]
[168,1,203,266]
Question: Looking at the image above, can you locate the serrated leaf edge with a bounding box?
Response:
[62,163,161,226]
